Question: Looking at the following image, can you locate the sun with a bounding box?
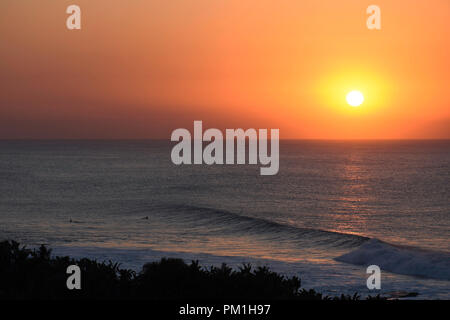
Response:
[346,90,364,107]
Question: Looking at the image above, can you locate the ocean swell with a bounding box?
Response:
[166,204,369,249]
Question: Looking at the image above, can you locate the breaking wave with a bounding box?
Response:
[336,239,450,281]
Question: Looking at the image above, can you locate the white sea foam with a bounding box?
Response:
[336,239,450,281]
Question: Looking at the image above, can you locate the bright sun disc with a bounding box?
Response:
[346,90,364,107]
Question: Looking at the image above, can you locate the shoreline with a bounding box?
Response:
[0,240,390,300]
[3,240,444,300]
[1,236,449,299]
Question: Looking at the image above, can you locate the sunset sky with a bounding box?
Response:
[0,0,449,139]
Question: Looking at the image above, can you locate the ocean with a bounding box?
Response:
[0,140,448,299]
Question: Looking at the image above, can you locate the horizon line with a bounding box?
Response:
[0,138,449,141]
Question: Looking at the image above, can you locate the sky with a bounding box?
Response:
[0,0,449,139]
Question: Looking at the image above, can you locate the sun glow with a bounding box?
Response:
[346,90,364,107]
[315,66,392,118]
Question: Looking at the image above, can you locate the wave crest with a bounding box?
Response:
[165,204,369,248]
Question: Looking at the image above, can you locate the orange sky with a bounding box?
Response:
[0,0,449,139]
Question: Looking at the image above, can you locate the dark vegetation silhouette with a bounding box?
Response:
[0,240,384,300]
